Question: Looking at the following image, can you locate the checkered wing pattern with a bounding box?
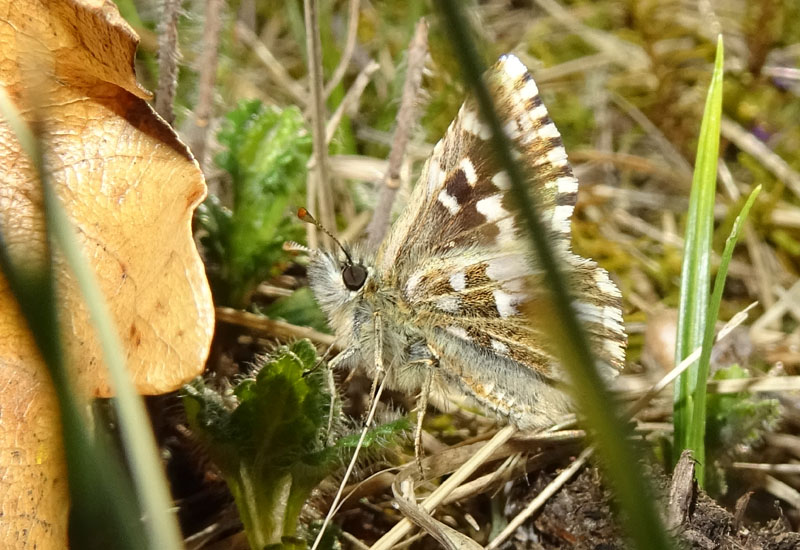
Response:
[375,55,625,414]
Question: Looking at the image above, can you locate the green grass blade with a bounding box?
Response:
[689,184,761,484]
[435,3,673,549]
[673,37,724,472]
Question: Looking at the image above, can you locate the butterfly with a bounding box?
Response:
[304,54,626,431]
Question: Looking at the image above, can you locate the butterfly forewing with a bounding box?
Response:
[376,55,625,408]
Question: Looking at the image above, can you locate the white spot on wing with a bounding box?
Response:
[529,103,548,121]
[573,302,625,335]
[554,176,579,195]
[438,188,460,215]
[486,256,528,282]
[537,122,561,139]
[504,120,521,140]
[538,147,568,167]
[476,194,506,222]
[497,217,517,245]
[435,295,461,313]
[519,79,539,100]
[459,158,478,186]
[491,339,509,355]
[493,289,519,317]
[594,269,622,298]
[427,163,442,193]
[449,271,466,292]
[446,325,469,340]
[574,302,604,324]
[500,54,528,79]
[492,171,510,190]
[603,339,625,363]
[552,204,574,233]
[462,108,491,139]
[405,271,424,297]
[603,305,625,334]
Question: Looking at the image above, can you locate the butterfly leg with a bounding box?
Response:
[361,311,385,429]
[414,366,434,478]
[328,346,357,370]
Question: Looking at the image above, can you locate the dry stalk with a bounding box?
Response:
[155,0,181,125]
[369,425,518,550]
[304,0,335,249]
[215,307,335,347]
[366,20,428,247]
[325,60,379,144]
[721,116,800,199]
[323,0,361,99]
[189,0,222,169]
[235,22,308,108]
[611,92,694,182]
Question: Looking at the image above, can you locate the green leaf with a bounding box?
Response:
[197,101,312,307]
[673,36,725,474]
[705,365,780,494]
[689,184,761,485]
[182,340,407,549]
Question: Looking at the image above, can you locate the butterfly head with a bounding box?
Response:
[295,208,373,318]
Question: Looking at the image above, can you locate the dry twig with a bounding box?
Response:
[215,307,335,347]
[304,0,336,249]
[323,0,361,99]
[155,0,181,125]
[721,116,800,199]
[325,60,379,144]
[235,22,308,107]
[370,425,518,550]
[366,20,428,247]
[189,0,222,169]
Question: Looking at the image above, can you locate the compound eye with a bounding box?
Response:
[342,263,367,291]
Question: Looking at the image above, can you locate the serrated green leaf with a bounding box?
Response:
[705,365,781,494]
[181,340,408,549]
[197,100,312,307]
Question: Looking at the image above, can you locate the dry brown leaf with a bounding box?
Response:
[0,1,214,548]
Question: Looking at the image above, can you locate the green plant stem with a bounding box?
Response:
[689,184,761,484]
[673,37,725,477]
[435,3,672,549]
[234,464,270,550]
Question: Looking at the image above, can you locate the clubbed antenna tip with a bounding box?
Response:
[297,207,354,264]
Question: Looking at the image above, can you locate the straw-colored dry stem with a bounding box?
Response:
[304,0,336,248]
[323,0,361,99]
[189,0,222,168]
[366,20,428,247]
[155,0,181,125]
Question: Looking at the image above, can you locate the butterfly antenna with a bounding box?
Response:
[297,207,355,264]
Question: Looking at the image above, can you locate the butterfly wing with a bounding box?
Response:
[375,55,625,427]
[377,55,578,271]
